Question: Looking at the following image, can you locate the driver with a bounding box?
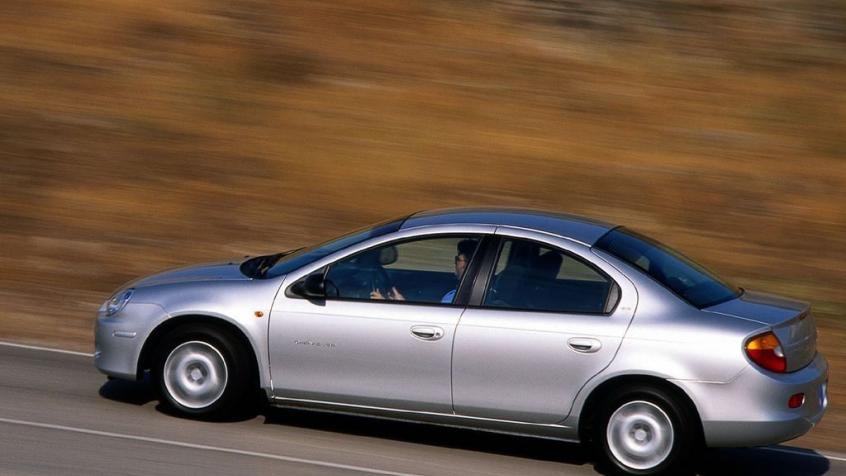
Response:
[439,239,477,303]
[370,238,477,303]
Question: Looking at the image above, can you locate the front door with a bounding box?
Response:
[269,233,485,413]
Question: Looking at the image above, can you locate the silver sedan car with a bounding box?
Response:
[95,208,828,475]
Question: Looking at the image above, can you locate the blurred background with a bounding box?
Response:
[0,0,843,453]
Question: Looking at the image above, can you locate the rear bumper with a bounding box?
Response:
[94,303,167,380]
[673,353,828,447]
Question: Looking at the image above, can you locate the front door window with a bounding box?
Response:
[324,235,481,304]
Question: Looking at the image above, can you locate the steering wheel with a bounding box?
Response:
[368,267,392,297]
[326,261,394,299]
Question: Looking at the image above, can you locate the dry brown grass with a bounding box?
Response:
[1,0,844,453]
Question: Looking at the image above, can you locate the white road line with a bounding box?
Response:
[760,446,846,463]
[0,417,422,476]
[0,340,93,357]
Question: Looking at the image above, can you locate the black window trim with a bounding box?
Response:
[468,235,621,316]
[286,232,492,308]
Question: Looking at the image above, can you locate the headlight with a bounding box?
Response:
[106,288,135,316]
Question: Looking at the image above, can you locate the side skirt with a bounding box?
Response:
[269,396,581,443]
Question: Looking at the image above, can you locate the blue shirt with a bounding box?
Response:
[441,289,457,304]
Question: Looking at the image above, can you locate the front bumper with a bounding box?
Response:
[673,352,828,447]
[94,303,167,380]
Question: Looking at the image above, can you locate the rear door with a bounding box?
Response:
[452,228,637,423]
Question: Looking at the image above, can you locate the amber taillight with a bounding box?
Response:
[745,331,787,373]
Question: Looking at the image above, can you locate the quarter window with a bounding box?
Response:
[484,238,615,314]
[324,235,481,304]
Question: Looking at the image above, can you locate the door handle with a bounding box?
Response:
[568,337,602,353]
[411,326,444,341]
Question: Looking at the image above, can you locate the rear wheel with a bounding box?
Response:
[593,386,700,476]
[153,325,254,419]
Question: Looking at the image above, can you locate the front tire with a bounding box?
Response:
[153,325,253,419]
[593,386,700,476]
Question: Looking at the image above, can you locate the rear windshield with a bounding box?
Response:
[244,217,405,279]
[594,227,740,308]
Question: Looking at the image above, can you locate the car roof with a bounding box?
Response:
[400,207,616,246]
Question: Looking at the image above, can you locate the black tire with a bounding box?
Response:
[592,385,701,476]
[153,325,255,419]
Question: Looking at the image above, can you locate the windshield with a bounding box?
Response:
[241,217,406,279]
[594,227,740,308]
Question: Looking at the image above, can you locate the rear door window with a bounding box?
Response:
[483,238,615,314]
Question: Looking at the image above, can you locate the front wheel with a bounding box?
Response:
[593,386,700,476]
[153,325,254,419]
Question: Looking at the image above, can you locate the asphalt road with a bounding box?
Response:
[0,342,842,476]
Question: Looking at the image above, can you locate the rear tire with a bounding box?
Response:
[592,385,700,476]
[153,325,254,419]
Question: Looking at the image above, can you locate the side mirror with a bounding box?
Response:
[289,273,326,299]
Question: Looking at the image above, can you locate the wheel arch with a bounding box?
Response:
[137,314,261,389]
[577,374,705,445]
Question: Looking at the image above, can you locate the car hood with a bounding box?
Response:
[129,260,249,288]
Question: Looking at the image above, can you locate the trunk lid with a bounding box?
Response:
[704,290,817,372]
